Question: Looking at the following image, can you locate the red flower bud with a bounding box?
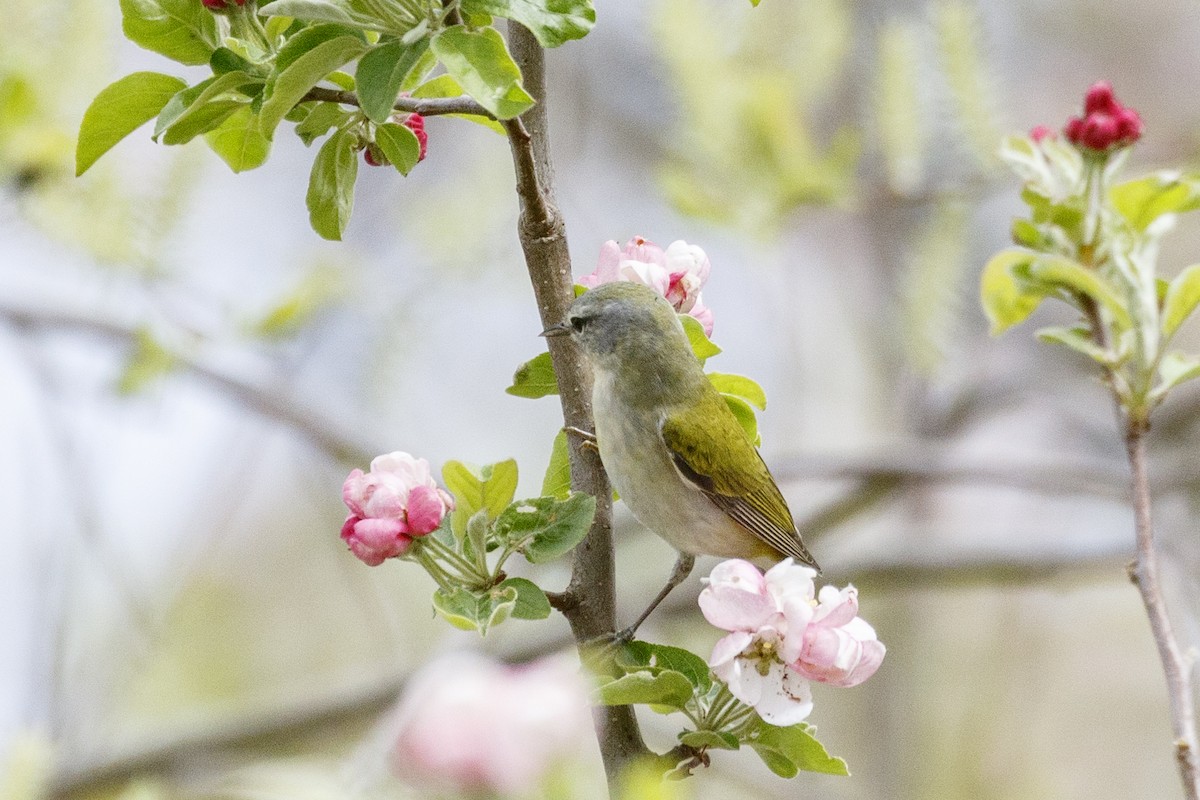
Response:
[403,113,428,162]
[1063,80,1142,152]
[1029,125,1055,143]
[202,0,247,11]
[363,143,389,167]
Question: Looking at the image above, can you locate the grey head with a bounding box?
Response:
[562,282,688,370]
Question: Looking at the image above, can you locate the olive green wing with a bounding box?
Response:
[660,391,820,571]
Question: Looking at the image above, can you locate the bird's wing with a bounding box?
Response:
[660,392,820,571]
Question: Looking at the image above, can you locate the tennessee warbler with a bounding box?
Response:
[545,282,819,632]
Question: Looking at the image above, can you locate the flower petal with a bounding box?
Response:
[753,663,813,726]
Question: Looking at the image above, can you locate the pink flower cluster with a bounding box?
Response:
[580,236,715,334]
[1062,81,1142,152]
[340,451,453,565]
[391,653,593,796]
[699,559,885,726]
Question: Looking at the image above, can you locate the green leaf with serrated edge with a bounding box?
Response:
[500,577,552,620]
[1110,172,1200,232]
[542,430,571,500]
[430,26,534,120]
[1157,351,1200,396]
[1163,264,1200,339]
[459,0,594,48]
[980,249,1043,334]
[495,493,595,563]
[1036,326,1113,365]
[482,459,518,518]
[117,329,177,394]
[707,372,766,410]
[373,122,420,174]
[411,74,505,134]
[723,394,760,446]
[679,730,739,750]
[618,641,712,691]
[120,0,218,66]
[594,670,694,709]
[507,351,559,398]
[305,128,358,240]
[431,585,517,634]
[294,102,348,145]
[205,105,271,172]
[1020,256,1133,330]
[259,0,377,28]
[260,35,366,138]
[747,720,849,777]
[680,314,720,362]
[76,72,186,176]
[357,39,430,123]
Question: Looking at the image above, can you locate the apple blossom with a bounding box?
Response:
[391,652,593,796]
[340,451,453,566]
[1063,81,1142,152]
[579,236,715,334]
[699,559,884,726]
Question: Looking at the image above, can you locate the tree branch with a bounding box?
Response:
[300,86,494,119]
[1125,420,1200,800]
[500,22,648,786]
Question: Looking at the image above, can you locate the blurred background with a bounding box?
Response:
[5,0,1200,797]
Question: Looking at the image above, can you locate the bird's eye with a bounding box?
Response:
[571,316,588,333]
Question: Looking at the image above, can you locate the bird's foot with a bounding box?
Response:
[563,425,599,452]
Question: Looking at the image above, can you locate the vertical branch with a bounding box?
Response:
[1124,421,1200,800]
[501,21,649,786]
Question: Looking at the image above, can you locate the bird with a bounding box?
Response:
[542,281,819,638]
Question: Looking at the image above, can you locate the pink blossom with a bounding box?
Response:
[391,653,593,796]
[1029,125,1055,143]
[699,559,885,725]
[579,236,715,334]
[1063,81,1142,152]
[340,451,453,566]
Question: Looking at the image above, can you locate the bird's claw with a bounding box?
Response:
[563,426,599,452]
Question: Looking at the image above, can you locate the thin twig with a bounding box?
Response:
[1125,420,1200,800]
[300,86,494,119]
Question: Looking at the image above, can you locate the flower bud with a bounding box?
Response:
[1063,80,1142,152]
[201,0,247,12]
[363,143,389,167]
[1029,125,1055,143]
[340,452,453,566]
[403,113,428,162]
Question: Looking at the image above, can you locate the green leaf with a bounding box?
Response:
[707,372,766,410]
[431,585,517,635]
[275,23,365,72]
[76,72,186,176]
[723,394,760,446]
[499,577,552,620]
[258,0,375,28]
[747,721,849,777]
[357,39,430,123]
[678,730,739,751]
[980,249,1044,334]
[205,105,272,171]
[594,670,694,709]
[260,35,366,138]
[210,47,261,76]
[411,74,505,134]
[1035,326,1114,365]
[373,122,421,175]
[443,460,484,537]
[117,328,178,394]
[496,493,596,563]
[618,641,712,692]
[251,264,343,336]
[1109,172,1200,232]
[481,459,519,518]
[120,0,219,66]
[1163,264,1200,339]
[1020,255,1133,330]
[155,72,258,145]
[429,26,535,120]
[293,102,349,145]
[459,0,595,48]
[1156,351,1200,397]
[541,430,572,500]
[507,351,559,398]
[680,314,720,362]
[305,128,358,240]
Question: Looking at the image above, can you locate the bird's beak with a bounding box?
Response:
[540,322,572,338]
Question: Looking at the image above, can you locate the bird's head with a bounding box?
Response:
[543,283,685,370]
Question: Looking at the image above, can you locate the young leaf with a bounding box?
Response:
[357,39,430,123]
[507,351,559,398]
[443,461,485,535]
[120,0,219,66]
[260,35,367,138]
[275,23,366,72]
[431,585,518,635]
[429,26,535,120]
[618,641,712,692]
[306,129,359,240]
[1035,326,1113,365]
[541,430,571,500]
[1109,172,1200,232]
[723,394,760,446]
[980,249,1043,334]
[747,720,849,777]
[411,74,504,134]
[294,102,349,145]
[459,0,595,48]
[155,71,258,145]
[373,122,421,175]
[1020,255,1133,330]
[1163,264,1200,339]
[496,493,596,563]
[258,0,375,28]
[76,72,186,176]
[680,314,720,362]
[593,670,694,710]
[481,459,519,518]
[1155,351,1200,397]
[205,105,272,172]
[678,730,739,751]
[499,576,552,620]
[707,372,766,410]
[117,328,177,394]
